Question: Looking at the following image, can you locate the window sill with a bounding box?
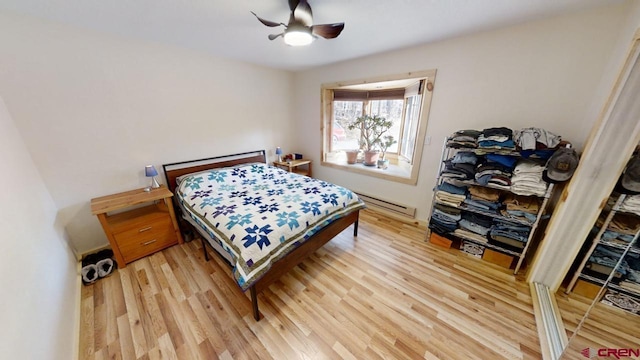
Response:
[321,159,417,185]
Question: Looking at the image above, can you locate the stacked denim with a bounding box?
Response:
[429,204,461,235]
[489,218,531,249]
[621,254,640,292]
[459,212,493,236]
[588,245,628,276]
[451,151,479,166]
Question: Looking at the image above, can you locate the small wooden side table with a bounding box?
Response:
[90,186,184,268]
[273,159,312,177]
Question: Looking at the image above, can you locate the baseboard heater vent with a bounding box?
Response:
[355,192,416,218]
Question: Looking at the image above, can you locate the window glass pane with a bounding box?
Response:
[401,95,421,162]
[332,101,363,151]
[369,99,403,153]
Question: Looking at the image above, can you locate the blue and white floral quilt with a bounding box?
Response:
[176,163,365,291]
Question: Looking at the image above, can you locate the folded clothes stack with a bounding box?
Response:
[453,228,489,243]
[464,186,502,212]
[489,218,531,249]
[477,127,516,153]
[459,211,493,236]
[620,194,640,216]
[602,212,640,242]
[434,182,467,207]
[511,160,548,196]
[447,129,481,148]
[500,193,541,223]
[429,204,461,235]
[621,255,640,291]
[588,245,628,275]
[441,159,476,180]
[475,154,517,188]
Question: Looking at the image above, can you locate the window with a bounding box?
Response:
[321,70,436,184]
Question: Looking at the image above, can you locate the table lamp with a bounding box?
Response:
[144,165,160,191]
[275,147,283,162]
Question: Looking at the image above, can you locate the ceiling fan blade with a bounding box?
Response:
[311,23,345,39]
[288,0,300,12]
[268,33,284,41]
[293,0,313,27]
[250,11,283,27]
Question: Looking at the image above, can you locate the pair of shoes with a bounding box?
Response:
[81,249,117,285]
[81,253,99,285]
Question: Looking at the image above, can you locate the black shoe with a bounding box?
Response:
[81,253,99,285]
[97,258,115,278]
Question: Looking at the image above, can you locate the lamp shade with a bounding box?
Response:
[275,147,283,155]
[145,165,158,177]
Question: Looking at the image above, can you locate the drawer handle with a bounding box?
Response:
[141,239,157,246]
[139,226,153,233]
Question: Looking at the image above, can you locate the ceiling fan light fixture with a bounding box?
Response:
[252,1,343,46]
[284,24,313,46]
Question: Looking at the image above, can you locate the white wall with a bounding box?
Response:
[529,0,640,289]
[0,12,295,254]
[0,96,78,359]
[293,3,628,222]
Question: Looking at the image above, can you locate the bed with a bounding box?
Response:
[163,150,365,320]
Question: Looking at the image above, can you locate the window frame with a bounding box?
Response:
[320,70,437,185]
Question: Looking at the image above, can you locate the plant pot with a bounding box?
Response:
[363,150,379,166]
[346,150,359,164]
[377,159,389,169]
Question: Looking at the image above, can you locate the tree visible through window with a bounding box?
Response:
[321,70,436,184]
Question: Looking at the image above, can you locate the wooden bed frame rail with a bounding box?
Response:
[162,150,360,320]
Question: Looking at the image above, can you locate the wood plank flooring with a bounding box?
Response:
[80,209,542,359]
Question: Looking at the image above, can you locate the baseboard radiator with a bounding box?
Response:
[355,192,416,218]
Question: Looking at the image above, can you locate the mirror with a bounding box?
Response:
[557,188,640,358]
[561,235,640,358]
[528,29,640,359]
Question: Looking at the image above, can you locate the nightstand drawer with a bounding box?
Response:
[109,203,171,234]
[117,225,177,263]
[112,213,172,238]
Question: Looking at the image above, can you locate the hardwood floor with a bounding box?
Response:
[557,290,640,359]
[80,209,541,359]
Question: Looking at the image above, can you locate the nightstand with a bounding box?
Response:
[90,186,184,268]
[273,159,312,177]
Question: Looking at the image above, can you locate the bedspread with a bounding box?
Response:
[176,163,365,291]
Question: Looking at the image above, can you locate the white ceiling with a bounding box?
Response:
[0,0,624,71]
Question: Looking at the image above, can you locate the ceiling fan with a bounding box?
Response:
[251,0,345,46]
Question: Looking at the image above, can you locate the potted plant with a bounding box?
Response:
[345,149,360,164]
[347,114,394,166]
[377,135,397,169]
